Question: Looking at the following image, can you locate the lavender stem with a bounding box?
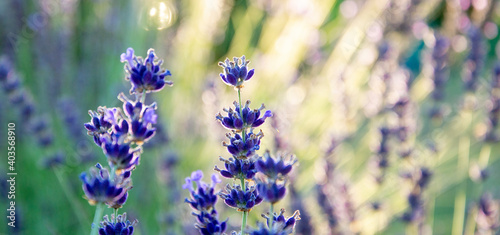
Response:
[237,88,246,143]
[241,176,247,234]
[90,203,105,235]
[268,203,274,227]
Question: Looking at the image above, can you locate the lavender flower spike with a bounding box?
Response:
[83,47,172,235]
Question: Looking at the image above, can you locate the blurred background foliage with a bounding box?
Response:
[1,0,500,234]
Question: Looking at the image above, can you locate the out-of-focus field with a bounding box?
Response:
[1,0,500,234]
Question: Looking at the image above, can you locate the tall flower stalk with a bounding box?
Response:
[81,48,172,235]
[215,56,270,233]
[184,56,299,234]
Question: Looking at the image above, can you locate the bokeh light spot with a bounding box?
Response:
[139,0,177,31]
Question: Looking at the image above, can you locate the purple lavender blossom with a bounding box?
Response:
[121,48,173,94]
[214,157,257,180]
[219,183,263,212]
[218,56,255,88]
[100,134,141,172]
[255,151,295,180]
[256,181,287,205]
[183,170,227,234]
[216,101,272,131]
[248,209,300,235]
[194,211,227,235]
[223,130,263,159]
[85,107,114,146]
[80,164,131,207]
[98,213,137,235]
[119,96,158,144]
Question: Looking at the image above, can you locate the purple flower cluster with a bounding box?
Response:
[215,157,257,180]
[80,164,132,208]
[248,209,300,235]
[223,130,264,159]
[81,48,172,234]
[219,184,263,212]
[255,151,295,204]
[83,50,170,173]
[218,56,255,88]
[98,213,137,235]
[121,48,173,94]
[216,101,272,131]
[183,171,227,235]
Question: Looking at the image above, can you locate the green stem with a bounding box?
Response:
[110,166,116,182]
[141,90,147,104]
[237,86,248,235]
[114,208,118,223]
[268,203,274,228]
[90,203,105,235]
[240,176,245,189]
[240,177,247,234]
[241,211,248,234]
[237,88,246,143]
